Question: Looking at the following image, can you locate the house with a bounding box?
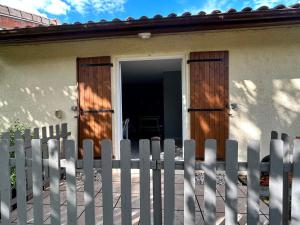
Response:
[0,4,60,30]
[0,4,300,161]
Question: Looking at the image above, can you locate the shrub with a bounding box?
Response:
[7,120,30,188]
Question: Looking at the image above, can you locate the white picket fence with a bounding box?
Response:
[1,137,300,225]
[0,123,70,208]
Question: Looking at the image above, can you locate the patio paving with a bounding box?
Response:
[10,169,270,225]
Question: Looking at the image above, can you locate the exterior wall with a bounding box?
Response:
[1,25,300,161]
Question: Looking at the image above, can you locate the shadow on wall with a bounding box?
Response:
[0,59,77,132]
[231,78,300,160]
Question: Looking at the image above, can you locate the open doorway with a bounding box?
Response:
[121,59,182,158]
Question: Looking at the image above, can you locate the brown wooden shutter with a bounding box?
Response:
[77,56,113,158]
[189,51,229,159]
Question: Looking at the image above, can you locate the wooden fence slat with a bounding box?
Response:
[269,139,284,225]
[247,140,260,225]
[33,128,39,139]
[24,129,33,190]
[48,139,61,225]
[204,139,217,225]
[164,139,175,225]
[184,140,196,225]
[65,140,77,225]
[49,126,54,138]
[291,139,300,225]
[32,139,43,225]
[42,127,49,186]
[152,139,162,225]
[1,132,10,140]
[139,140,151,225]
[62,123,68,139]
[55,125,60,140]
[281,133,290,225]
[120,140,132,225]
[14,130,22,139]
[16,139,27,225]
[83,140,95,225]
[0,139,11,225]
[225,140,238,225]
[101,139,113,225]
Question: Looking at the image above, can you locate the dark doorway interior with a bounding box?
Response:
[121,59,182,157]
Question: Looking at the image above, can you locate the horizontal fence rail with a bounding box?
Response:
[0,136,299,225]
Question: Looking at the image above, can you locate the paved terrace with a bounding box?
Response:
[10,170,270,225]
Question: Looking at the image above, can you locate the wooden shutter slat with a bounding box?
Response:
[189,51,229,159]
[78,56,113,158]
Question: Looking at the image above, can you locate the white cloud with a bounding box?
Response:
[66,0,126,14]
[201,0,230,13]
[0,0,126,16]
[44,0,70,15]
[253,0,298,7]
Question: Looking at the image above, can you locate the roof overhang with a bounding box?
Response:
[1,7,300,44]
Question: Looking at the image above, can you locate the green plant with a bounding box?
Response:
[8,120,29,146]
[7,120,30,188]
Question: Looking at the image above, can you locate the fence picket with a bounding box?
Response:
[204,139,217,225]
[152,139,162,225]
[33,128,39,139]
[247,140,260,225]
[164,139,175,225]
[24,129,33,190]
[1,132,9,140]
[121,140,132,225]
[0,139,11,225]
[83,140,95,225]
[281,133,290,225]
[49,126,54,138]
[48,139,61,225]
[42,127,49,186]
[101,139,113,225]
[269,139,284,225]
[139,140,151,225]
[65,140,77,225]
[16,139,27,225]
[184,140,196,225]
[225,140,238,225]
[291,140,300,225]
[32,139,43,225]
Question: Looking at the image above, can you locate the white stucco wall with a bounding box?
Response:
[1,25,300,161]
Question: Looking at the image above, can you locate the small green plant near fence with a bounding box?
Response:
[6,120,31,187]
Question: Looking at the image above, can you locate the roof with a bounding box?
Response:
[0,3,300,44]
[0,4,60,28]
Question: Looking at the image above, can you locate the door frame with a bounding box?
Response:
[112,53,190,159]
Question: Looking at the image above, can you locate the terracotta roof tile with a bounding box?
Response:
[182,12,191,17]
[139,16,148,20]
[0,5,9,14]
[273,4,286,9]
[21,11,33,20]
[241,7,253,12]
[197,11,206,16]
[167,13,177,18]
[0,4,60,27]
[126,16,134,21]
[227,8,237,13]
[8,7,22,17]
[257,6,270,11]
[153,14,163,19]
[1,3,300,43]
[211,10,222,14]
[291,3,300,8]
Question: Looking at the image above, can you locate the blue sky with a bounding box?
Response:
[0,0,299,23]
